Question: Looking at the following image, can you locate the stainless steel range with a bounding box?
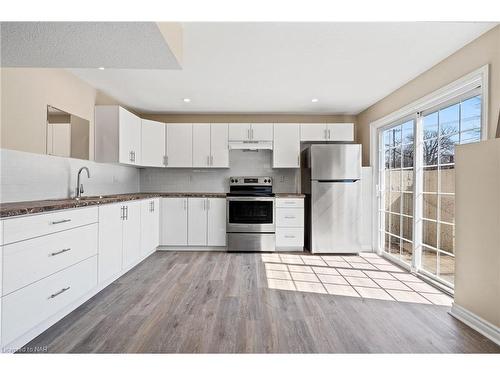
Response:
[226,176,275,252]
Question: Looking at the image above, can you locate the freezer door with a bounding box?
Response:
[310,144,361,180]
[311,180,361,253]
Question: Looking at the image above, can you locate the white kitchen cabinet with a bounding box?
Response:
[273,123,300,168]
[95,105,142,166]
[228,123,272,142]
[141,198,160,255]
[300,123,328,141]
[166,124,193,167]
[250,123,273,141]
[160,198,188,246]
[141,119,166,167]
[207,198,226,246]
[300,123,354,142]
[228,123,251,141]
[98,203,123,284]
[193,123,212,167]
[328,123,354,142]
[193,123,229,168]
[276,197,305,251]
[122,201,142,269]
[210,123,229,167]
[188,198,208,246]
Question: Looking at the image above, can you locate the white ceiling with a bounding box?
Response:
[0,22,180,69]
[68,22,497,115]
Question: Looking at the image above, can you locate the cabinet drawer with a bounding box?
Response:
[2,224,98,296]
[276,228,304,248]
[1,256,97,346]
[276,208,304,227]
[2,207,98,245]
[275,198,304,208]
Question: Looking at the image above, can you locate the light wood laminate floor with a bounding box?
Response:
[22,252,499,353]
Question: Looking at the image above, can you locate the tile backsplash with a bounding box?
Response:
[140,150,299,193]
[0,149,140,203]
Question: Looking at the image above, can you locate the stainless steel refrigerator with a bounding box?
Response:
[301,144,362,254]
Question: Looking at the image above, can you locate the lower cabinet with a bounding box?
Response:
[275,198,305,251]
[121,201,142,269]
[140,198,160,255]
[1,256,98,347]
[161,197,226,247]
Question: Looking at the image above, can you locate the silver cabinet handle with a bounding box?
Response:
[284,216,296,219]
[49,286,70,299]
[284,235,296,239]
[328,129,331,139]
[203,199,206,211]
[247,128,250,140]
[183,199,187,210]
[51,219,71,225]
[130,151,133,162]
[165,155,169,166]
[207,199,210,210]
[210,155,213,166]
[120,206,124,220]
[324,128,327,139]
[251,127,254,140]
[50,248,71,257]
[207,155,210,166]
[125,206,128,220]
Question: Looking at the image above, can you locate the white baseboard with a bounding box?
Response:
[157,246,226,252]
[450,303,500,346]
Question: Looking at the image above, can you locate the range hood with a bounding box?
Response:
[228,141,273,150]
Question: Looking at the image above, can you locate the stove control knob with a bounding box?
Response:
[230,179,234,183]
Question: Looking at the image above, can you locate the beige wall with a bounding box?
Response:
[356,25,500,166]
[454,138,500,328]
[1,68,97,158]
[141,113,356,125]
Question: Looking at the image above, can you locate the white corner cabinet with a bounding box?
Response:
[300,123,354,142]
[0,198,160,351]
[95,105,142,166]
[141,119,166,167]
[160,197,226,248]
[276,197,305,251]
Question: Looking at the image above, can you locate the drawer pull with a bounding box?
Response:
[284,235,296,239]
[284,216,296,219]
[51,219,71,225]
[49,286,70,299]
[49,248,71,257]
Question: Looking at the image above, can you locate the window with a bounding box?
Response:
[377,92,483,289]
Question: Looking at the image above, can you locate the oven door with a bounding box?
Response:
[226,197,275,233]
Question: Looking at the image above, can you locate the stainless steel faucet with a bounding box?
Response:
[76,167,90,199]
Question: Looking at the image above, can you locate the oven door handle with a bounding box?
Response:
[226,197,275,202]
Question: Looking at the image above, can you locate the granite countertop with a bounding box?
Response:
[0,192,227,218]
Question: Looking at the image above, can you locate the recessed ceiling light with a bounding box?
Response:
[183,98,191,103]
[98,67,105,70]
[311,98,319,103]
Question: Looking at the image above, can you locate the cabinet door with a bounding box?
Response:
[210,123,229,168]
[188,198,208,246]
[192,123,211,167]
[228,123,251,141]
[251,123,273,141]
[166,124,193,167]
[141,119,166,167]
[207,198,226,246]
[273,123,300,168]
[122,201,142,268]
[119,107,142,165]
[140,199,159,255]
[328,123,354,142]
[98,203,123,284]
[300,123,327,141]
[160,198,188,246]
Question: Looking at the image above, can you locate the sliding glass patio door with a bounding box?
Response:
[377,92,482,289]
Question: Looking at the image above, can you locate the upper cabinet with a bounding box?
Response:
[273,123,300,168]
[141,119,166,167]
[228,123,273,141]
[192,123,229,168]
[300,123,354,142]
[166,124,193,167]
[95,105,142,166]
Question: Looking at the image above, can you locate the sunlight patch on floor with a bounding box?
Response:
[262,253,453,306]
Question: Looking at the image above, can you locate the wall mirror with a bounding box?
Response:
[46,105,90,160]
